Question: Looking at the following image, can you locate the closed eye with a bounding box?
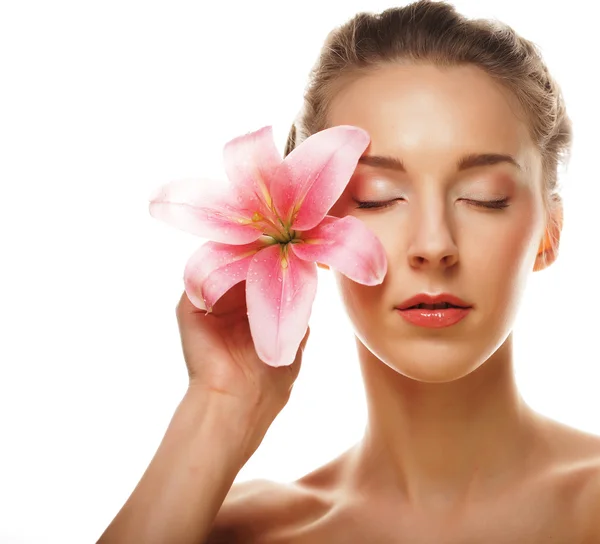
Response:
[352,198,403,209]
[464,198,510,210]
[352,198,510,210]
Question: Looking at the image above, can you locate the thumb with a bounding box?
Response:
[300,325,311,352]
[286,326,310,385]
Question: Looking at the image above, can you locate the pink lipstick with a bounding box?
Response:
[395,293,472,329]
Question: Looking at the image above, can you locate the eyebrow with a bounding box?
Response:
[357,152,522,172]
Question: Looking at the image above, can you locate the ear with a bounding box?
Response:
[316,262,330,271]
[533,196,564,272]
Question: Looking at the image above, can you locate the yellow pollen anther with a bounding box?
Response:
[252,211,263,222]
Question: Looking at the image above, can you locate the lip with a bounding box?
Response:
[395,307,471,328]
[396,293,472,311]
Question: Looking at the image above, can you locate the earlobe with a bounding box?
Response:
[533,244,555,272]
[533,198,563,272]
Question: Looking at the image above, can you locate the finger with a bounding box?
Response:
[301,325,311,353]
[287,325,310,384]
[176,289,206,317]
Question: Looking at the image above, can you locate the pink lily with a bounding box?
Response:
[148,125,387,367]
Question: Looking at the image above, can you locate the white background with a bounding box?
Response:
[0,1,598,542]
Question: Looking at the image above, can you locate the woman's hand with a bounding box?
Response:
[176,280,310,413]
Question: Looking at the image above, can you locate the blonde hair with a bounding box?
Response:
[283,0,571,229]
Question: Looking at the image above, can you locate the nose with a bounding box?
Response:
[407,204,459,270]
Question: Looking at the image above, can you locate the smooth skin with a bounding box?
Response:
[209,64,600,543]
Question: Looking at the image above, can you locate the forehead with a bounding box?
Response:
[327,63,536,169]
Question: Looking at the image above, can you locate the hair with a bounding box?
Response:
[283,0,571,251]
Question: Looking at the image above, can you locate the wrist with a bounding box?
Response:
[181,385,269,466]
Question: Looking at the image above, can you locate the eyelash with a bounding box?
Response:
[352,197,510,210]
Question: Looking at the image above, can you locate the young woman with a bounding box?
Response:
[99,1,600,542]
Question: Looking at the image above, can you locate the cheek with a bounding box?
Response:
[467,223,531,278]
[468,199,542,279]
[333,272,384,328]
[466,202,544,322]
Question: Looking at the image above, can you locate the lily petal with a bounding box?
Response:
[148,178,264,244]
[271,125,370,231]
[183,239,271,311]
[223,125,282,218]
[246,244,317,367]
[291,215,387,285]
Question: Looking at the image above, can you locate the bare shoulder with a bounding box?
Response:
[537,414,600,539]
[565,432,600,541]
[577,464,600,542]
[207,478,331,543]
[206,479,280,543]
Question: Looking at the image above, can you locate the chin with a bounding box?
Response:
[389,353,483,383]
[360,334,493,383]
[389,359,482,383]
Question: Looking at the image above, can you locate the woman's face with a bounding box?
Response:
[327,63,550,383]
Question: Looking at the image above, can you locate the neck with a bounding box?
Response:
[345,333,542,513]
